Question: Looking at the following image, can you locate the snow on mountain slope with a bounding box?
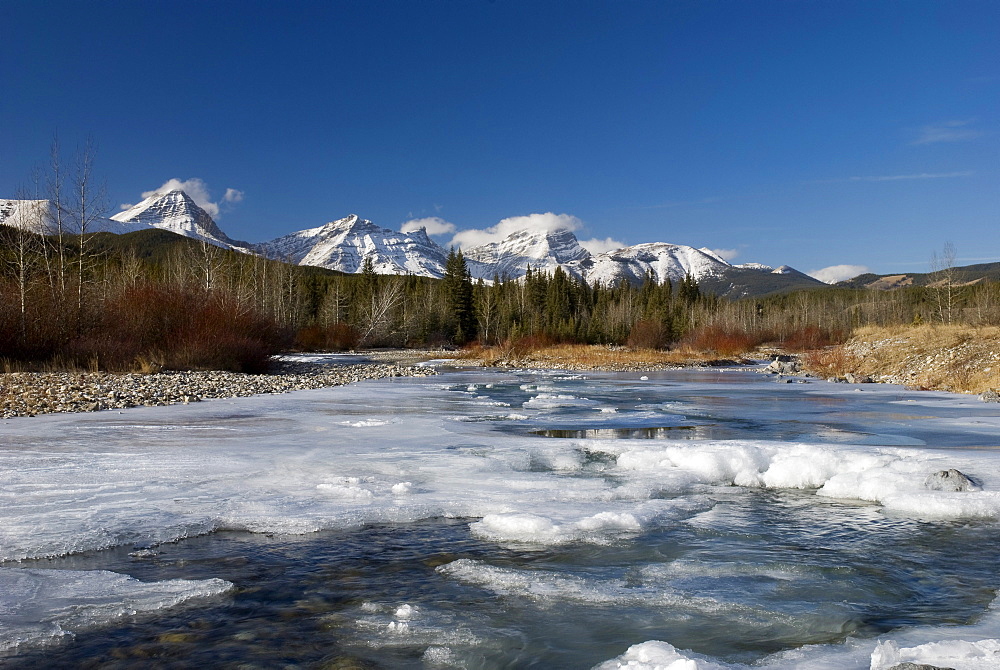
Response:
[0,199,52,231]
[697,247,730,264]
[5,189,821,294]
[465,228,591,279]
[579,242,732,286]
[1,199,151,235]
[258,214,450,277]
[770,265,824,281]
[111,190,244,248]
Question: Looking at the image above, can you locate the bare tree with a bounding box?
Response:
[475,277,500,345]
[187,239,228,293]
[359,275,404,345]
[931,242,957,324]
[116,246,145,290]
[45,137,70,296]
[68,137,109,315]
[1,190,45,341]
[319,275,348,326]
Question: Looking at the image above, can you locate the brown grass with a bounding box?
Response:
[800,347,859,379]
[802,324,1000,394]
[458,340,746,370]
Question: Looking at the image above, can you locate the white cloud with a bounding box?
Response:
[400,216,456,236]
[708,247,740,261]
[450,212,584,249]
[139,178,243,218]
[912,119,984,145]
[813,171,975,185]
[808,264,870,284]
[848,171,974,182]
[579,236,625,255]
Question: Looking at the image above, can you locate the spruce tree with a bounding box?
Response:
[444,248,477,344]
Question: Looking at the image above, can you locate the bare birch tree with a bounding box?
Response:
[188,239,228,293]
[1,192,44,341]
[359,275,404,344]
[931,242,957,324]
[45,137,70,296]
[68,137,109,315]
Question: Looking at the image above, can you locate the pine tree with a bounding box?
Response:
[443,248,477,344]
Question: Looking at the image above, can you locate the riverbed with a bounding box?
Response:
[2,362,999,668]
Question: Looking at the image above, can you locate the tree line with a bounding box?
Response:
[3,142,997,372]
[4,216,998,374]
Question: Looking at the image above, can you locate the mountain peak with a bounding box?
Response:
[259,215,449,276]
[110,189,235,247]
[319,214,372,232]
[465,227,590,279]
[771,265,822,283]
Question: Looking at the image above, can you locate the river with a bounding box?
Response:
[2,362,999,668]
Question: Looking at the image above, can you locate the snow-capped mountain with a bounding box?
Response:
[4,188,824,295]
[577,242,731,286]
[0,199,52,231]
[697,247,731,264]
[257,214,450,277]
[111,190,246,248]
[0,198,150,235]
[465,228,591,279]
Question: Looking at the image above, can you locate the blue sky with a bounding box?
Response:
[2,0,996,280]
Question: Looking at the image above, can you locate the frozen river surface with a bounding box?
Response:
[2,363,1000,668]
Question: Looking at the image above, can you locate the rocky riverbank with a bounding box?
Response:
[798,325,1000,399]
[0,357,437,419]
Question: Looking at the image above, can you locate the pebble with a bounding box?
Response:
[0,359,436,419]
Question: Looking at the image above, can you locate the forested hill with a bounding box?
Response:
[837,262,1000,290]
[3,224,999,374]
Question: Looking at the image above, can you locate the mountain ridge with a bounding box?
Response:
[2,190,825,296]
[111,189,250,249]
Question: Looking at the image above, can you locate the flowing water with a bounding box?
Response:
[2,362,999,668]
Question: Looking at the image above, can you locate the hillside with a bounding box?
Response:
[803,325,1000,395]
[837,262,1000,290]
[700,265,826,298]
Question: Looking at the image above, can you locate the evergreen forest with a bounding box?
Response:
[2,223,999,373]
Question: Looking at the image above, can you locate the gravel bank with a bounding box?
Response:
[0,358,437,419]
[803,326,1000,397]
[456,355,745,372]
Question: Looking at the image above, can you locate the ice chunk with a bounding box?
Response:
[593,640,730,670]
[0,568,231,653]
[391,481,413,495]
[871,638,1000,670]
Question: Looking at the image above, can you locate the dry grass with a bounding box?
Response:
[458,341,746,370]
[802,324,1000,394]
[800,346,859,379]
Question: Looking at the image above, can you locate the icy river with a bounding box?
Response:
[2,361,1000,669]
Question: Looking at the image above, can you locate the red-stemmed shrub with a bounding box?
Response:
[680,325,765,357]
[627,319,671,349]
